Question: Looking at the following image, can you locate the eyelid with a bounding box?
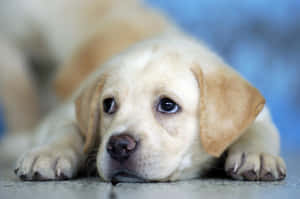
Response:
[102,92,120,105]
[155,90,183,107]
[102,94,115,101]
[158,94,182,106]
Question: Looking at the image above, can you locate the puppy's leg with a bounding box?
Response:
[225,107,286,181]
[14,105,86,180]
[0,38,40,132]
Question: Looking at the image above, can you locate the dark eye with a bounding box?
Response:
[157,97,180,114]
[103,97,117,114]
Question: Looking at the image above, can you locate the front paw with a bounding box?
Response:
[15,146,82,181]
[225,152,286,181]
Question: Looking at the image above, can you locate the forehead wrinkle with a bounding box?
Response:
[120,47,155,74]
[137,62,199,105]
[142,50,182,73]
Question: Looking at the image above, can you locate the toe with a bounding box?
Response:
[259,153,278,181]
[237,153,260,181]
[32,156,56,180]
[55,158,74,180]
[225,153,244,173]
[225,152,246,180]
[276,156,287,180]
[15,152,39,180]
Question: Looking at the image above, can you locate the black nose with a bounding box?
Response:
[107,134,137,163]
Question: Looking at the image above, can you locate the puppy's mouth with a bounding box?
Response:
[110,170,145,184]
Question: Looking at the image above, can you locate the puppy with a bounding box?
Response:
[14,34,286,182]
[0,0,285,182]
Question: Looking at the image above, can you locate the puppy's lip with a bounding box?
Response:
[110,170,145,184]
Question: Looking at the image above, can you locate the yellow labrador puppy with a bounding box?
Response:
[0,0,285,182]
[14,34,286,182]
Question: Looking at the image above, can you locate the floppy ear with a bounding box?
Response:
[192,65,265,157]
[75,75,107,154]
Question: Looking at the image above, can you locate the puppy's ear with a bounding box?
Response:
[192,65,265,157]
[75,75,107,153]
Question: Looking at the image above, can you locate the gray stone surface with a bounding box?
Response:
[1,152,299,199]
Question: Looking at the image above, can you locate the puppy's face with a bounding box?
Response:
[97,54,205,182]
[75,36,265,182]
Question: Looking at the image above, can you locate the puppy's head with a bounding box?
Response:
[75,35,265,182]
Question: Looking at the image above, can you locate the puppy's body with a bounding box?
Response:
[0,0,285,182]
[14,35,285,182]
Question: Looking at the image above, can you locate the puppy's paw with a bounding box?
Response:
[14,146,82,181]
[225,152,286,181]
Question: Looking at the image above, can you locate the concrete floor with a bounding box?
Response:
[1,153,299,199]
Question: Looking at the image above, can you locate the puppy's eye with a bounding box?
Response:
[157,97,180,114]
[103,98,117,114]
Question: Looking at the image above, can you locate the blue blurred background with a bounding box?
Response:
[0,0,299,153]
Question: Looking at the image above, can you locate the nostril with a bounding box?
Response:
[120,135,136,151]
[107,134,137,162]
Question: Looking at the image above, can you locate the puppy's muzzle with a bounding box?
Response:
[107,134,137,163]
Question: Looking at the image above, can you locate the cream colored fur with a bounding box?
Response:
[0,0,285,182]
[15,35,286,182]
